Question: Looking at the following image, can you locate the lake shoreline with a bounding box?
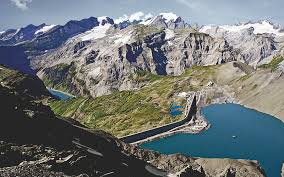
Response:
[47,87,76,98]
[141,103,284,177]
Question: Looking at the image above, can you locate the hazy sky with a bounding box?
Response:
[1,0,284,31]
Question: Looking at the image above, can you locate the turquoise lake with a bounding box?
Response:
[141,104,284,177]
[48,88,74,100]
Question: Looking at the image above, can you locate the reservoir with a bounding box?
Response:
[47,88,75,100]
[141,104,284,177]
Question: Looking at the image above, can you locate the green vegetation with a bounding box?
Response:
[133,25,163,41]
[259,55,284,71]
[0,65,18,81]
[238,74,251,82]
[130,70,162,82]
[252,84,258,90]
[42,62,78,94]
[49,65,219,137]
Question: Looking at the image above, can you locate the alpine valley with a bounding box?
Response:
[0,12,284,177]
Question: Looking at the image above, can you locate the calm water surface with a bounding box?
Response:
[141,104,284,177]
[48,88,74,100]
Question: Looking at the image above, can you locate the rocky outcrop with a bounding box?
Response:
[123,144,266,177]
[0,65,51,99]
[200,24,279,66]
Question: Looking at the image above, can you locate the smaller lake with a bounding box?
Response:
[170,102,183,117]
[48,88,75,100]
[141,104,284,177]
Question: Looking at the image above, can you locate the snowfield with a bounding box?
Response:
[114,31,132,44]
[159,12,178,23]
[89,67,101,77]
[80,24,111,41]
[35,25,56,35]
[200,21,284,36]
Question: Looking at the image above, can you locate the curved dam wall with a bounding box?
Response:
[120,94,198,143]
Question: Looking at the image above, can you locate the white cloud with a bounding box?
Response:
[10,0,32,10]
[175,0,198,9]
[114,11,153,24]
[129,11,144,22]
[114,15,129,24]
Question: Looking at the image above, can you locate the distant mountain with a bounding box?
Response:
[200,20,284,37]
[116,12,190,29]
[199,20,284,66]
[142,12,191,29]
[0,24,46,45]
[25,16,114,51]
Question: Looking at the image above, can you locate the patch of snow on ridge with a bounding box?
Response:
[89,67,101,77]
[35,25,56,35]
[165,29,175,40]
[199,25,214,33]
[159,12,179,23]
[114,31,132,44]
[177,92,188,98]
[80,24,111,41]
[0,31,5,35]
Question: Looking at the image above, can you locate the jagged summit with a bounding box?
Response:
[114,12,190,29]
[159,12,179,23]
[139,12,190,29]
[34,24,57,35]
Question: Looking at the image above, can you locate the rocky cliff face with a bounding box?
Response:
[123,144,266,177]
[200,21,283,66]
[35,25,235,97]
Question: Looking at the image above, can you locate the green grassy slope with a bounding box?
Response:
[49,65,218,137]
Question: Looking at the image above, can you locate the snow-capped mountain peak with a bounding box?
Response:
[97,16,113,26]
[159,12,179,23]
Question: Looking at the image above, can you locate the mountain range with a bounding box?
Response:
[0,12,283,98]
